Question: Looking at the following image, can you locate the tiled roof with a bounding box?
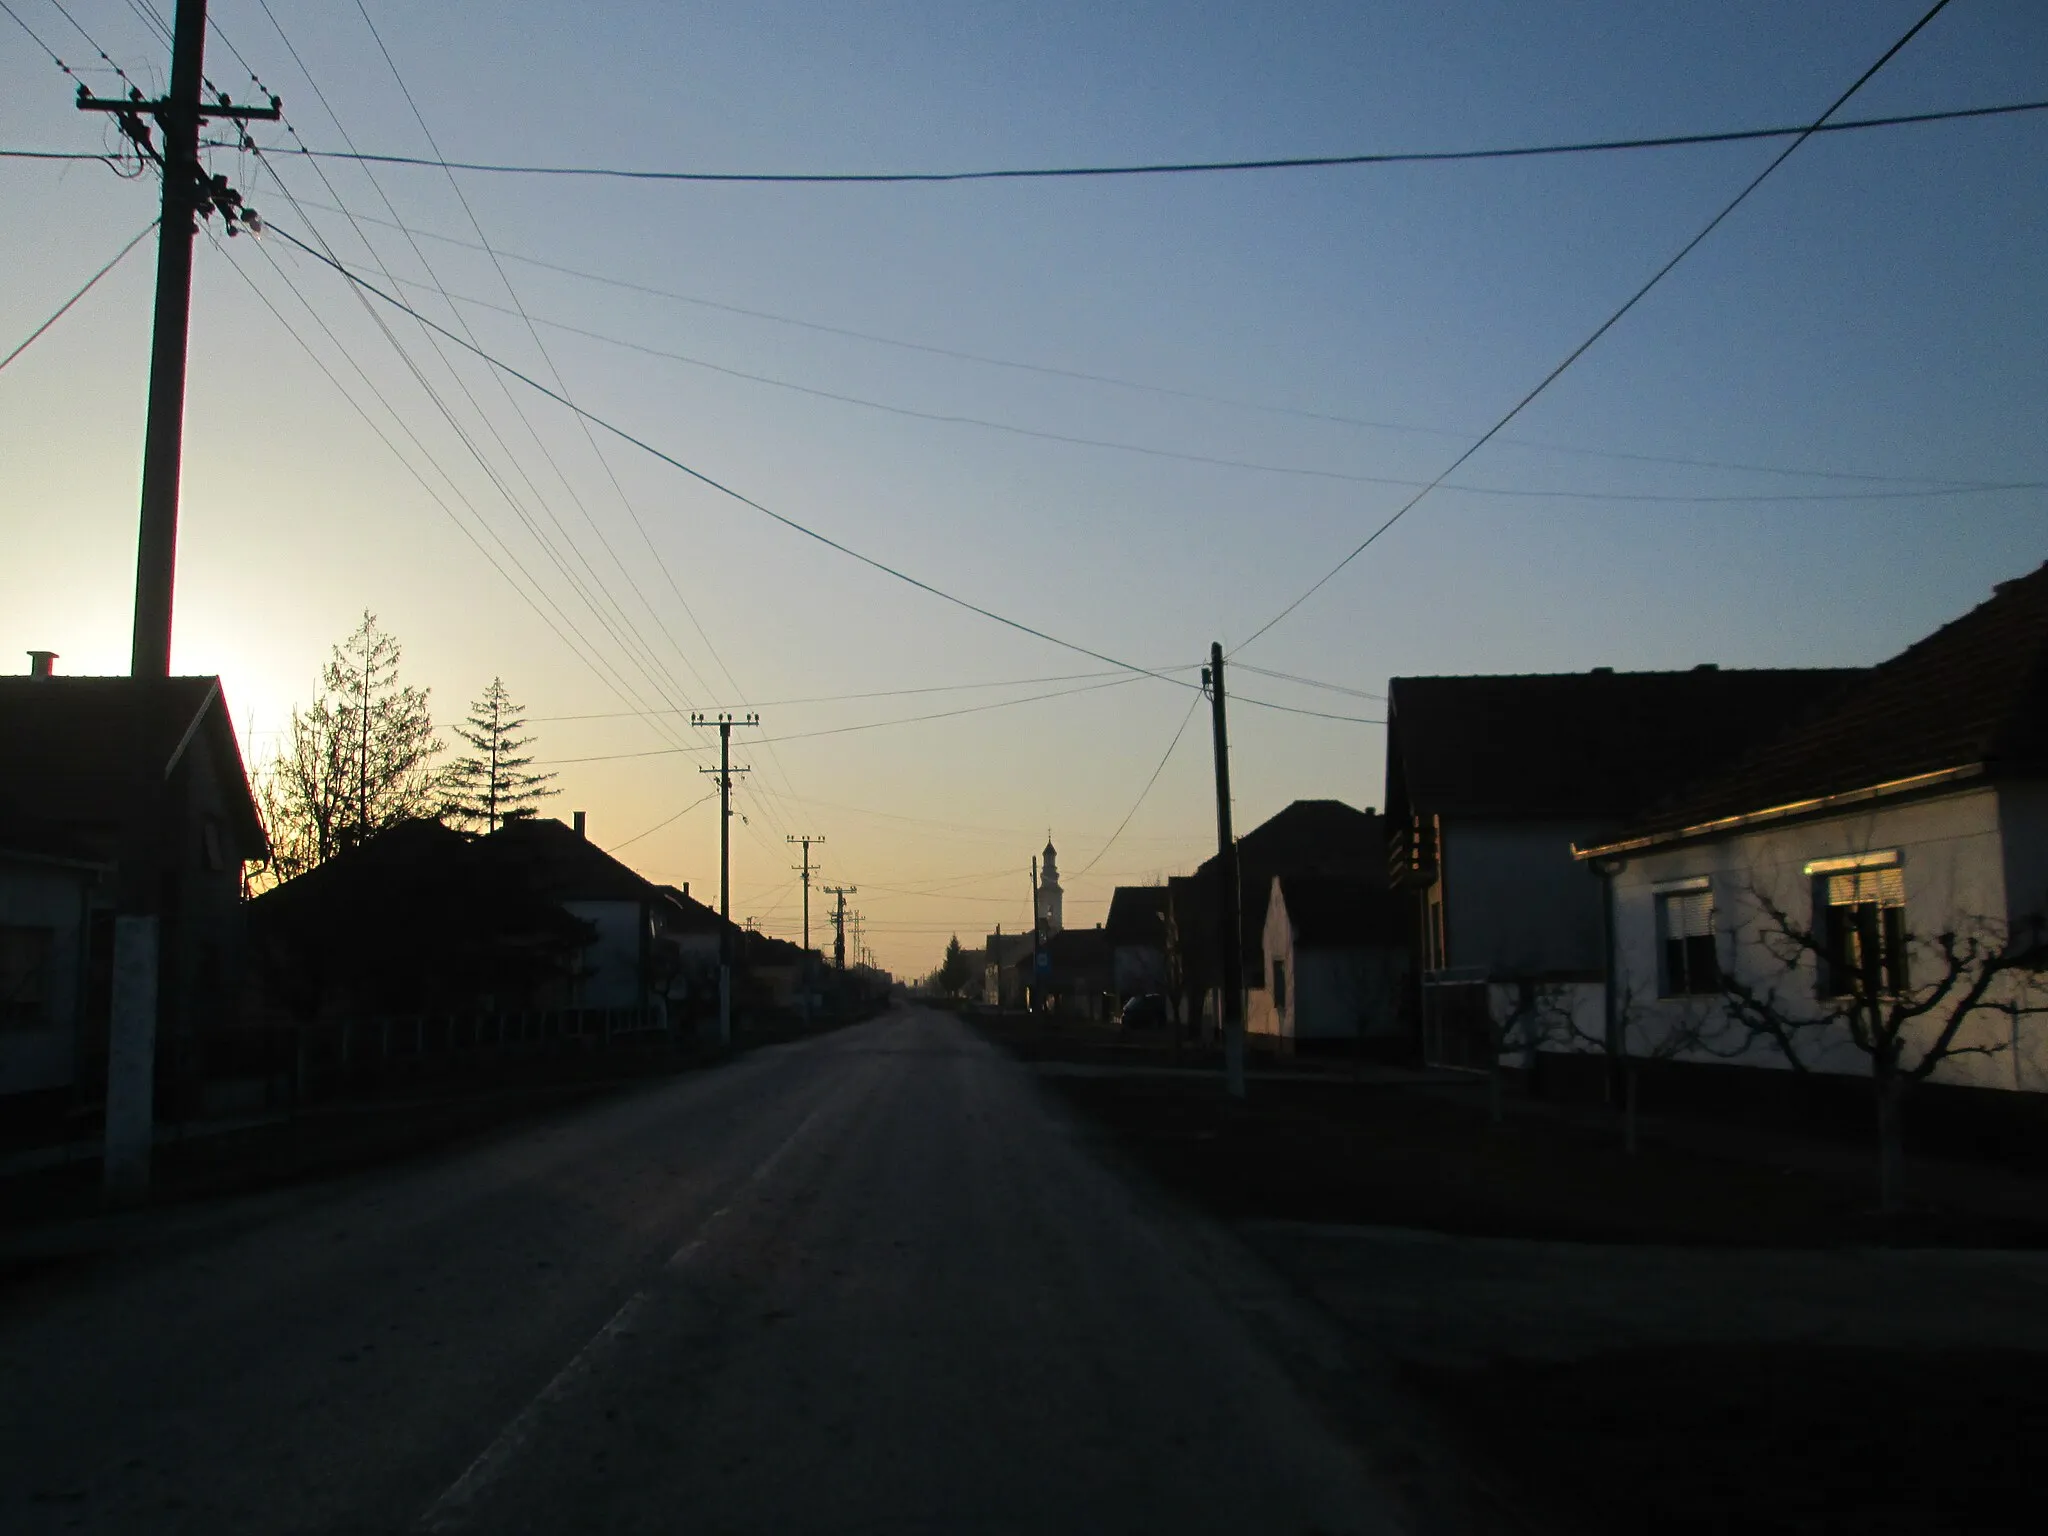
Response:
[1104,885,1168,944]
[1386,666,1863,822]
[1273,874,1400,948]
[481,815,667,903]
[0,674,266,857]
[1611,561,2048,841]
[1188,799,1384,964]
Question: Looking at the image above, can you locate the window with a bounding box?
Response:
[1657,888,1719,996]
[1820,864,1908,998]
[1272,959,1288,1011]
[0,927,54,1031]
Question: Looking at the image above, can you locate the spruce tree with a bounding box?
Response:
[444,678,557,834]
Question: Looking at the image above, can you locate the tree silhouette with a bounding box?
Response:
[937,934,969,997]
[443,678,557,834]
[257,612,441,883]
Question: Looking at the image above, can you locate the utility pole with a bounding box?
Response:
[824,886,856,971]
[1203,642,1247,1100]
[78,0,277,678]
[77,0,276,1205]
[691,711,757,1050]
[1030,855,1041,1013]
[787,834,823,1028]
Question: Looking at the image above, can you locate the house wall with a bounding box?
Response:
[1998,782,2048,932]
[1253,882,1408,1042]
[1112,942,1167,1002]
[1441,818,1611,979]
[565,899,648,1009]
[0,857,96,1095]
[1607,786,2047,1091]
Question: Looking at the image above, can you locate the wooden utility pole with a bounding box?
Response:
[76,0,276,1204]
[824,886,856,971]
[1204,642,1247,1099]
[692,712,757,1049]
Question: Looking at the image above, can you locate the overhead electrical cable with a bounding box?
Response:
[239,6,711,759]
[380,271,2044,506]
[1236,0,1963,654]
[1232,665,1386,701]
[535,673,1149,765]
[526,666,1154,722]
[272,194,2008,492]
[270,222,1197,691]
[0,218,156,373]
[1071,692,1204,880]
[261,97,2048,183]
[606,790,719,854]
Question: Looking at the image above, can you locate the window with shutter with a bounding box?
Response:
[1820,862,1908,997]
[1657,889,1720,996]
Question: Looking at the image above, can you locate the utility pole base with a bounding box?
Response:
[103,916,159,1204]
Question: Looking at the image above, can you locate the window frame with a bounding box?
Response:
[1808,855,1909,1000]
[1653,879,1720,998]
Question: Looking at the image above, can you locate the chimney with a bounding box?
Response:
[27,650,56,679]
[573,810,587,839]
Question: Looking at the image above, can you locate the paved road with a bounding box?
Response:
[1,1007,1406,1534]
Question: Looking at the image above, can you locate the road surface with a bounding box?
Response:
[0,1007,1408,1534]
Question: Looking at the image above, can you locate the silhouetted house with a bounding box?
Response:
[1164,799,1385,1038]
[1576,562,2048,1095]
[1105,885,1168,1005]
[248,818,593,1023]
[981,925,1033,1007]
[1385,664,1864,1070]
[735,929,817,1012]
[0,666,265,1112]
[1012,924,1113,1018]
[1250,874,1406,1052]
[482,815,727,1013]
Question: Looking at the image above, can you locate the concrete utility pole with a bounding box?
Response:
[78,0,277,678]
[691,712,757,1050]
[824,886,856,972]
[787,835,824,951]
[787,834,823,1027]
[1203,642,1247,1100]
[77,0,277,1204]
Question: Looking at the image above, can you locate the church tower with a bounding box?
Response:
[1036,835,1064,936]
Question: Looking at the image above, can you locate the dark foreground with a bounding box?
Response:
[0,1007,1405,1535]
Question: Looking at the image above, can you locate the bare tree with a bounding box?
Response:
[1482,980,1567,1126]
[1541,979,1744,1155]
[255,612,442,885]
[1719,881,2048,1214]
[443,678,557,834]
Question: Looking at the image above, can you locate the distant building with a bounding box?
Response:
[1105,885,1168,1005]
[1035,836,1064,936]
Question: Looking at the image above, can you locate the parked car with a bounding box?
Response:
[1120,993,1168,1031]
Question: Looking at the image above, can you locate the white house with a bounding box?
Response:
[1247,874,1406,1051]
[1383,664,1864,1070]
[1576,562,2048,1097]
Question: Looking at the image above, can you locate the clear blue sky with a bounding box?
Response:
[3,1,2044,972]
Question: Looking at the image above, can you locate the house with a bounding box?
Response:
[0,662,267,1113]
[1163,799,1386,1038]
[1384,664,1863,1070]
[1575,562,2048,1099]
[1104,885,1168,1006]
[981,925,1034,1008]
[1249,874,1407,1052]
[481,814,728,1014]
[1010,924,1112,1018]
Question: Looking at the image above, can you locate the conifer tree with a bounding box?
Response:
[444,677,557,833]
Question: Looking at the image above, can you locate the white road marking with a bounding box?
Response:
[415,1098,835,1531]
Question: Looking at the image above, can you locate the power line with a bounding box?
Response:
[0,218,156,373]
[606,790,718,854]
[260,97,2048,184]
[1236,0,1963,654]
[1230,694,1384,725]
[535,673,1151,765]
[288,195,2006,493]
[269,221,1195,690]
[1071,692,1203,880]
[377,271,2045,506]
[1231,665,1386,701]
[525,665,1148,722]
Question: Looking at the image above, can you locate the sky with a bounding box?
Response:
[2,0,2045,976]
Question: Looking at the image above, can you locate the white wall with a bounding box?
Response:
[1606,786,2048,1091]
[1255,877,1407,1042]
[1442,818,1611,978]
